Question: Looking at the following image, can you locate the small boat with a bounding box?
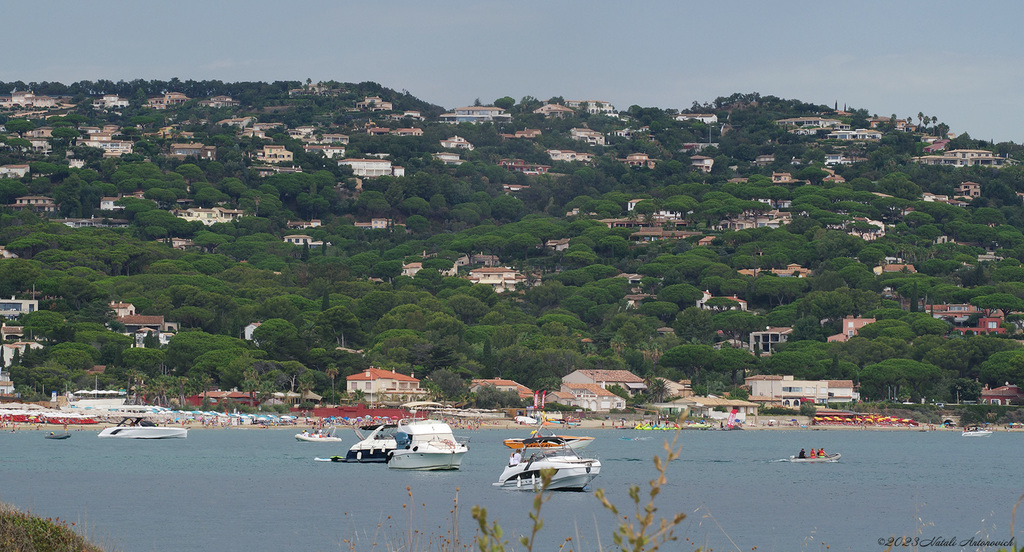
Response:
[45,432,71,440]
[788,453,841,463]
[962,427,993,437]
[504,428,593,451]
[98,416,187,439]
[387,419,468,470]
[314,456,347,462]
[494,447,600,491]
[341,423,399,462]
[295,427,342,443]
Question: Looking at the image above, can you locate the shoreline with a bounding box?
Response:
[6,418,1021,433]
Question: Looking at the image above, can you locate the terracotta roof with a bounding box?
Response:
[347,367,419,382]
[118,315,164,325]
[573,369,644,384]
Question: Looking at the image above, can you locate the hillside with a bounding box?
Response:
[2,80,1024,408]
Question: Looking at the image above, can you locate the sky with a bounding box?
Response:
[6,1,1024,143]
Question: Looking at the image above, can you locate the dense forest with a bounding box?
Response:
[3,79,1024,409]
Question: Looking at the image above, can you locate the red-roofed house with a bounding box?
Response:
[981,383,1024,405]
[470,378,534,400]
[562,369,647,396]
[346,367,426,403]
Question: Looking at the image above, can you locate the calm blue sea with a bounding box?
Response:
[0,426,1020,552]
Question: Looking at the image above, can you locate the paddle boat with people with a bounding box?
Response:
[961,426,993,437]
[789,448,840,462]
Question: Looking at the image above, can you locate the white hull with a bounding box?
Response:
[388,449,467,470]
[296,434,342,442]
[962,430,992,437]
[98,426,187,439]
[494,454,600,491]
[387,419,468,470]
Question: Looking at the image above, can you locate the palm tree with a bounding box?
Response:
[646,376,669,403]
[325,366,338,406]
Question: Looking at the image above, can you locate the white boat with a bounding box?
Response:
[342,423,399,462]
[504,429,593,451]
[387,419,468,470]
[962,427,993,437]
[295,427,342,442]
[493,447,600,491]
[98,417,187,439]
[788,453,841,463]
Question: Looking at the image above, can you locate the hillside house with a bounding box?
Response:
[439,106,510,124]
[547,150,593,163]
[356,96,393,111]
[500,159,549,174]
[533,104,575,118]
[914,149,1013,168]
[696,291,748,311]
[690,155,714,173]
[174,206,245,226]
[283,235,324,248]
[169,143,216,160]
[750,327,792,354]
[622,153,656,169]
[440,136,474,150]
[254,145,293,163]
[0,165,30,178]
[8,196,57,214]
[338,159,404,178]
[675,113,718,124]
[827,317,876,342]
[955,181,982,198]
[466,267,528,293]
[0,297,39,318]
[570,127,605,146]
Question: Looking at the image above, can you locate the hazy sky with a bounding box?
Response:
[6,1,1023,142]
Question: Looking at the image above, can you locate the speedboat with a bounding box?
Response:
[504,428,593,451]
[295,427,342,442]
[788,453,841,463]
[342,423,398,462]
[494,447,600,491]
[962,427,993,437]
[98,417,187,439]
[45,432,71,440]
[387,419,468,470]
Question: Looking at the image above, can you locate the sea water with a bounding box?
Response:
[0,427,1020,551]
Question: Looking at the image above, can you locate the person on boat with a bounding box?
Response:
[798,448,806,458]
[817,448,826,457]
[510,450,522,466]
[809,448,817,458]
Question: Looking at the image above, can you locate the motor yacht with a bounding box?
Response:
[98,416,187,439]
[493,446,600,491]
[386,419,468,470]
[342,423,398,462]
